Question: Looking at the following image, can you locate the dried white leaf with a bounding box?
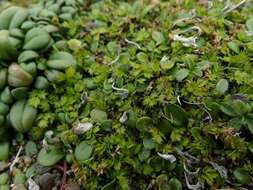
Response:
[157,153,177,163]
[73,122,93,134]
[234,131,242,137]
[172,26,202,47]
[173,35,198,47]
[209,161,228,179]
[120,112,128,123]
[28,177,40,190]
[185,172,203,190]
[177,95,182,105]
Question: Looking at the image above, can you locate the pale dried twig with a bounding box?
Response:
[176,148,200,163]
[108,48,121,65]
[223,0,248,14]
[222,0,232,11]
[125,38,141,49]
[112,82,129,99]
[177,95,182,105]
[177,96,213,122]
[10,146,23,173]
[185,172,203,190]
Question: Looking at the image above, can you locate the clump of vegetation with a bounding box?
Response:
[0,0,253,189]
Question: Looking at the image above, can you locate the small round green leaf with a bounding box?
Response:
[246,18,253,31]
[37,146,64,166]
[90,109,107,123]
[216,79,229,94]
[228,41,240,54]
[101,119,113,132]
[228,117,242,130]
[0,142,9,161]
[175,69,189,82]
[25,141,38,156]
[137,52,148,63]
[136,116,153,131]
[152,31,165,45]
[168,177,182,190]
[13,172,26,185]
[233,168,251,185]
[160,56,175,70]
[143,138,155,149]
[190,127,201,139]
[0,173,9,185]
[138,149,150,161]
[164,104,188,127]
[157,119,173,135]
[248,141,253,153]
[123,110,136,128]
[219,103,238,117]
[75,141,93,161]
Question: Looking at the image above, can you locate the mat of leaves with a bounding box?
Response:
[2,0,253,189]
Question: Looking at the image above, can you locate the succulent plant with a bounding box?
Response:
[0,0,80,167]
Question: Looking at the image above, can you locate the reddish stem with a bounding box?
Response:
[60,161,67,190]
[55,165,64,172]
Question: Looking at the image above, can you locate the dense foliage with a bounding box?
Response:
[0,0,253,189]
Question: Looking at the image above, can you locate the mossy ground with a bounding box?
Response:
[1,0,253,189]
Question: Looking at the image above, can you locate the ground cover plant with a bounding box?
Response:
[0,0,253,189]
